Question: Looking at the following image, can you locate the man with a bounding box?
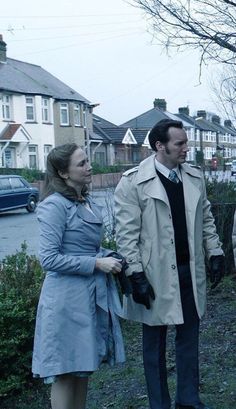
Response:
[114,119,224,409]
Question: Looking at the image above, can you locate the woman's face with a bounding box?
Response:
[63,148,92,189]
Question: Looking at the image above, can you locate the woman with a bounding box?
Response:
[32,143,125,409]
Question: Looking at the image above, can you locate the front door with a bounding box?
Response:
[4,148,15,167]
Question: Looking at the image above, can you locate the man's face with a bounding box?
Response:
[156,127,189,169]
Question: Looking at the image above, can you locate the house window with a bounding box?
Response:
[44,144,52,168]
[94,152,105,166]
[2,95,12,120]
[60,103,69,125]
[26,96,35,121]
[42,98,50,123]
[28,145,38,169]
[74,103,81,126]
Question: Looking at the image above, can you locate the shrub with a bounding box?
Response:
[91,162,125,175]
[0,243,44,396]
[206,180,236,275]
[0,168,44,182]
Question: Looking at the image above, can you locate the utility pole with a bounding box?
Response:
[83,106,91,163]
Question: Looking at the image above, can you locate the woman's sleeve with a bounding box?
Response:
[37,199,96,275]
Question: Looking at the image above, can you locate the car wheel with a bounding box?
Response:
[26,196,37,213]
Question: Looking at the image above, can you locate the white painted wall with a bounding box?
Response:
[4,94,55,171]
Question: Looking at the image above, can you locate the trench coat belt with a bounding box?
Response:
[95,272,108,312]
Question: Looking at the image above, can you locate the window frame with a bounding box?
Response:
[25,96,36,122]
[60,102,69,126]
[28,145,38,169]
[74,103,81,126]
[42,97,50,123]
[2,94,12,120]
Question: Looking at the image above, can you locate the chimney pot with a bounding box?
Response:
[197,110,206,119]
[0,34,7,63]
[178,106,189,116]
[153,98,167,111]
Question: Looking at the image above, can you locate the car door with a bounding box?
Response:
[0,177,12,210]
[9,177,28,207]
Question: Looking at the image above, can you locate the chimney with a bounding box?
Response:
[224,119,232,128]
[153,98,167,111]
[178,106,189,116]
[196,110,206,119]
[0,34,7,63]
[212,115,220,125]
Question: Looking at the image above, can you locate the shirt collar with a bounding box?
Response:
[154,158,182,181]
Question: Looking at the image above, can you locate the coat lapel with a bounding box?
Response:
[136,154,169,205]
[76,199,103,224]
[181,166,202,234]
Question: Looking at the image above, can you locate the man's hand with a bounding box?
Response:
[130,272,155,309]
[108,252,132,295]
[209,255,225,289]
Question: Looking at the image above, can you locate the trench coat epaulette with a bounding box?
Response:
[122,166,139,177]
[189,164,201,170]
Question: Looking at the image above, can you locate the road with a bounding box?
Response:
[0,189,114,261]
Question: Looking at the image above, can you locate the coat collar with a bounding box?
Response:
[136,155,202,207]
[136,155,202,185]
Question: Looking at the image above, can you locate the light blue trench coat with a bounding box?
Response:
[32,193,125,378]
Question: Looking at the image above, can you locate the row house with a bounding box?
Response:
[93,114,151,166]
[176,107,236,162]
[0,35,94,171]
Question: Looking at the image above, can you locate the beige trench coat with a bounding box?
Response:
[114,155,223,326]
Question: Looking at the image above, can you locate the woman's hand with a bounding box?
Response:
[95,257,122,274]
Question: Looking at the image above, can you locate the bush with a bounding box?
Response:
[0,243,44,396]
[91,162,125,175]
[0,168,44,182]
[206,180,236,275]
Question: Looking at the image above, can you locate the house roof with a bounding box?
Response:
[93,114,118,128]
[0,123,31,142]
[93,124,112,143]
[102,127,132,143]
[176,113,219,132]
[0,58,90,103]
[132,129,149,144]
[121,107,169,128]
[0,123,21,140]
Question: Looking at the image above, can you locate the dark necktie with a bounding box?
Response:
[168,170,179,184]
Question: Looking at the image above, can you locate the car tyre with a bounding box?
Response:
[26,196,37,213]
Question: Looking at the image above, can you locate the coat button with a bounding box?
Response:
[171,264,176,269]
[169,214,172,219]
[171,239,174,244]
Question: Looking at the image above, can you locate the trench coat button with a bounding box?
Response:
[171,264,176,269]
[169,214,172,219]
[171,239,174,244]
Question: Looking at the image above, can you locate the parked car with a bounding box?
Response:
[231,160,236,176]
[0,175,39,213]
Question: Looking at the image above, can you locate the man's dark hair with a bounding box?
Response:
[148,119,183,151]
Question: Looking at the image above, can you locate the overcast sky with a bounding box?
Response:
[0,0,219,125]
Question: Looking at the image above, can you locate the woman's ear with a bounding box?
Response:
[58,170,69,180]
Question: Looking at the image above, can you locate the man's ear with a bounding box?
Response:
[155,141,165,151]
[58,170,68,180]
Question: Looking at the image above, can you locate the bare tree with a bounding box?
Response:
[130,0,236,66]
[210,66,236,122]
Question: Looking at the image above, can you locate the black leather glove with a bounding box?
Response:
[209,255,224,289]
[108,252,132,296]
[130,272,155,309]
